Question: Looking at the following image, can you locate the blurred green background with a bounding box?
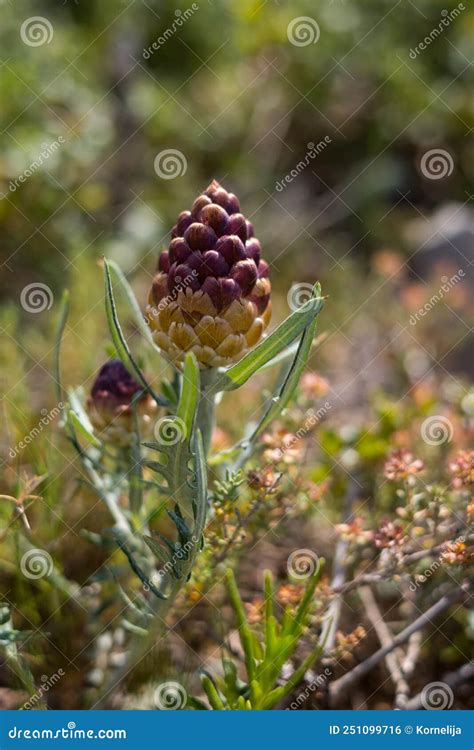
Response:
[1,0,473,438]
[0,0,473,709]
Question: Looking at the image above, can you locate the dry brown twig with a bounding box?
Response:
[329,582,471,701]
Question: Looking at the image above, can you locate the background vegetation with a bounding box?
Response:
[0,0,472,710]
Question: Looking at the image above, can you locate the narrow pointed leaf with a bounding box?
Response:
[219,285,323,390]
[225,569,255,682]
[103,259,167,406]
[67,409,101,448]
[192,429,207,534]
[201,675,226,710]
[106,258,157,349]
[142,535,181,579]
[249,309,321,443]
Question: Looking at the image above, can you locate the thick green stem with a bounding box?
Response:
[197,369,218,457]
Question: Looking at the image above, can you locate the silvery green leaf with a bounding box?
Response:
[217,283,323,391]
[104,258,167,407]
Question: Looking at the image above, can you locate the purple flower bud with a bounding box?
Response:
[258,259,269,278]
[227,213,247,242]
[91,359,141,405]
[184,222,217,251]
[169,238,192,265]
[148,180,272,368]
[215,235,246,265]
[176,210,193,235]
[168,263,200,292]
[227,193,240,214]
[191,194,212,218]
[199,204,229,236]
[245,238,261,265]
[158,250,170,273]
[200,250,229,280]
[231,259,258,295]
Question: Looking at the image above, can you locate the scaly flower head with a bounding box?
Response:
[87,359,157,446]
[146,180,271,368]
